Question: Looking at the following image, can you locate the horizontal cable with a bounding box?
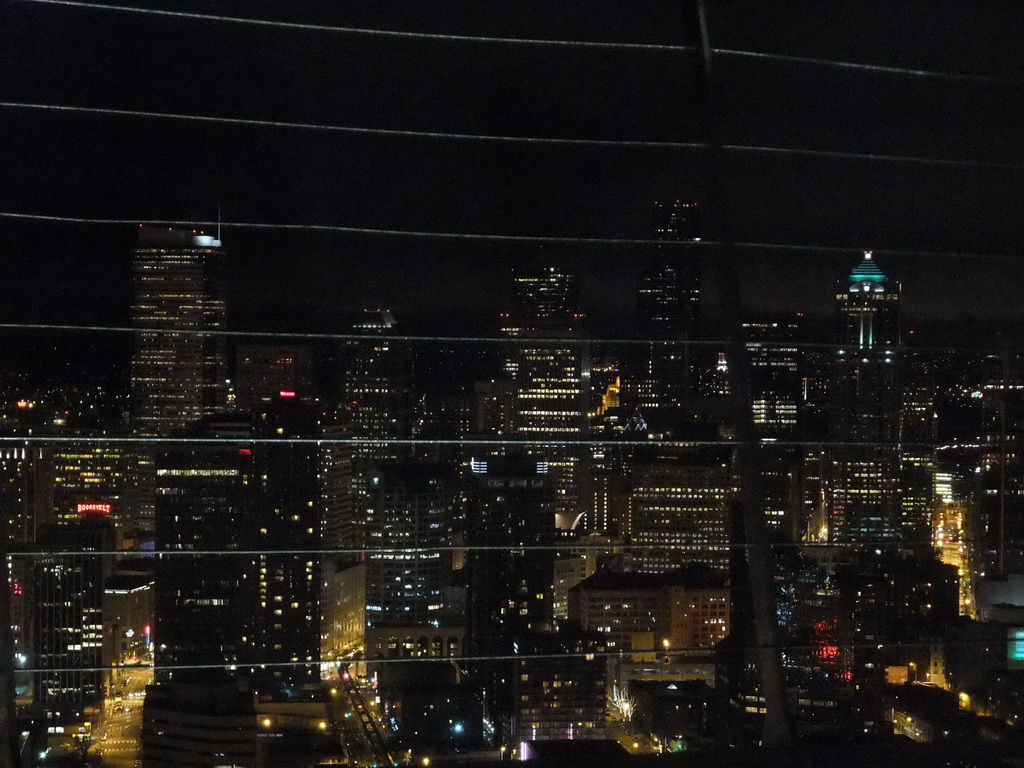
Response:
[0,320,990,355]
[0,211,1019,264]
[16,635,1012,676]
[718,48,1024,88]
[4,538,993,557]
[0,321,736,347]
[2,101,1021,171]
[14,0,694,52]
[18,0,1024,88]
[0,435,991,450]
[723,142,1023,171]
[0,102,707,150]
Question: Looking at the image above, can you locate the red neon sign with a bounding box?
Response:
[77,503,112,516]
[279,390,296,398]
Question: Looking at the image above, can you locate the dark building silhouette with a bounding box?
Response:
[635,200,702,414]
[153,422,254,681]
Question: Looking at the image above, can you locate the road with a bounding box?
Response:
[327,668,395,768]
[92,665,152,768]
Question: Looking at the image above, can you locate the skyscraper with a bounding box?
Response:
[504,267,588,529]
[364,463,457,649]
[32,514,115,716]
[626,448,733,573]
[131,226,228,436]
[635,201,701,413]
[153,423,253,681]
[828,252,902,543]
[638,201,701,338]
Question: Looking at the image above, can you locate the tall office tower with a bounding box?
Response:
[828,252,902,543]
[744,318,802,538]
[340,310,416,560]
[320,415,356,551]
[744,318,800,438]
[0,445,40,681]
[234,344,313,411]
[341,310,415,456]
[504,267,588,529]
[979,348,1024,574]
[465,457,555,740]
[472,379,516,434]
[465,457,556,655]
[31,513,114,718]
[0,445,40,544]
[153,421,254,682]
[130,226,228,436]
[249,401,321,688]
[899,353,937,543]
[363,463,456,654]
[626,448,734,573]
[155,408,322,691]
[635,201,701,414]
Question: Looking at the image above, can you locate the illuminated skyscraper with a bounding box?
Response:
[626,449,733,573]
[130,226,228,436]
[31,514,115,716]
[340,310,415,465]
[828,252,902,542]
[744,318,802,537]
[363,463,456,637]
[744,318,800,439]
[504,267,588,529]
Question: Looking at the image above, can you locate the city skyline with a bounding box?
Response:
[6,2,1024,767]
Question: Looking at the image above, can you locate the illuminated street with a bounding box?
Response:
[92,666,152,768]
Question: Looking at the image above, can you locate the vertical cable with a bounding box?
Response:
[693,0,793,747]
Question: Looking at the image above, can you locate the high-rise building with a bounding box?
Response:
[154,406,322,690]
[635,201,701,413]
[140,679,256,768]
[234,344,313,411]
[626,449,734,573]
[513,632,609,744]
[39,442,136,529]
[341,310,414,458]
[130,226,228,436]
[504,267,589,529]
[638,201,701,338]
[363,463,456,634]
[744,318,800,439]
[465,456,556,656]
[744,318,802,538]
[828,252,903,543]
[31,513,115,717]
[153,421,253,681]
[978,348,1024,574]
[248,402,322,688]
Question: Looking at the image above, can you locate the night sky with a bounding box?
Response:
[2,0,1024,337]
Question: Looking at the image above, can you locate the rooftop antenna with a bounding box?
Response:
[217,204,222,242]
